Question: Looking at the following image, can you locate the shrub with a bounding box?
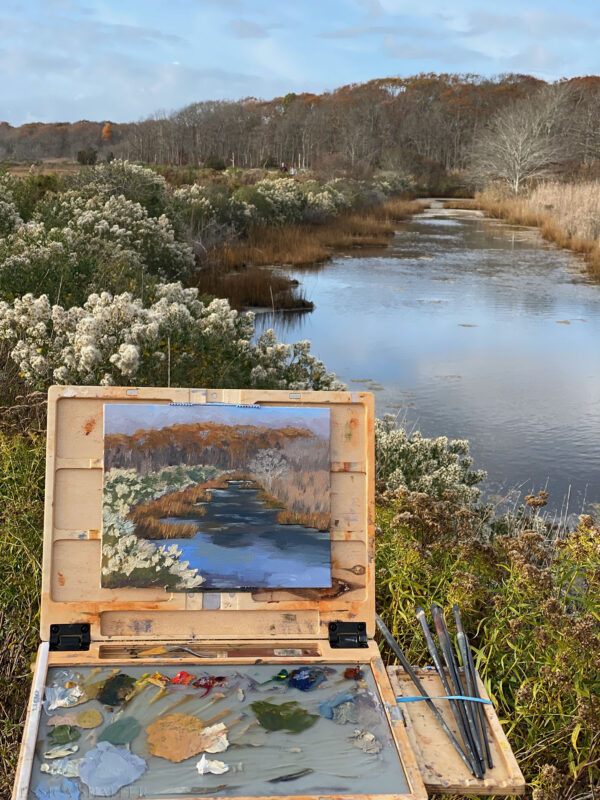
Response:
[0,177,23,237]
[68,159,168,217]
[0,282,344,391]
[170,183,255,246]
[77,148,97,165]
[203,154,227,171]
[0,190,193,304]
[247,178,307,225]
[375,414,487,508]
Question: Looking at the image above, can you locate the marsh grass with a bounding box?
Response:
[474,186,600,278]
[0,434,45,797]
[196,199,427,309]
[127,483,211,539]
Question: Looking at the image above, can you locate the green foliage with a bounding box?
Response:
[203,154,227,171]
[0,434,45,796]
[6,172,62,222]
[77,148,97,165]
[376,490,600,799]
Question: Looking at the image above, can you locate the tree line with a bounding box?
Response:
[2,73,600,192]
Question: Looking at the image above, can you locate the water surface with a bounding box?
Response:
[257,205,600,517]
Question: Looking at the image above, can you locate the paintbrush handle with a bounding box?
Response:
[453,604,494,769]
[432,605,484,777]
[375,614,479,777]
[416,608,482,778]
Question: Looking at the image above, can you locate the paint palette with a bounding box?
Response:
[28,663,411,799]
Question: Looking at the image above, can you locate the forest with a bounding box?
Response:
[3,73,600,193]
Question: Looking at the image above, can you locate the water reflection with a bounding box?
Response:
[255,210,600,516]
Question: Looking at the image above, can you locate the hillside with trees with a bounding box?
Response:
[3,74,600,193]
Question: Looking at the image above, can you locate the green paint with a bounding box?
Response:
[251,700,319,733]
[98,716,141,745]
[97,673,136,706]
[48,725,80,745]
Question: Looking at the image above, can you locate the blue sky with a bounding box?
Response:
[2,0,600,125]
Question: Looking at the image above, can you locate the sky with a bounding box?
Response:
[104,403,331,438]
[2,0,600,126]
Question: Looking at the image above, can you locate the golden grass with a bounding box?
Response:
[442,199,481,210]
[197,199,428,308]
[276,508,330,531]
[476,186,600,278]
[127,484,212,539]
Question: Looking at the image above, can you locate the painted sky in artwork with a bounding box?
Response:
[101,404,331,590]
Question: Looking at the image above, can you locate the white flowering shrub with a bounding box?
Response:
[233,178,307,226]
[102,512,204,589]
[0,176,23,236]
[68,159,168,217]
[0,221,90,302]
[0,190,194,303]
[170,183,255,244]
[102,464,222,588]
[0,282,344,391]
[375,415,487,508]
[372,172,413,196]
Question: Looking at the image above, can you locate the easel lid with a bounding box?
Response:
[41,386,375,644]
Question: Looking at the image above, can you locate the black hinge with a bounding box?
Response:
[49,623,91,651]
[328,621,368,648]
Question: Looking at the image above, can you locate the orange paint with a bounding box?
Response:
[83,417,96,436]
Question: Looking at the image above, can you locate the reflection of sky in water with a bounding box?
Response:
[256,213,600,517]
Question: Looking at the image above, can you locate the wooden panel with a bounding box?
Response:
[51,540,169,603]
[100,609,320,639]
[41,386,375,642]
[53,468,102,530]
[388,667,526,796]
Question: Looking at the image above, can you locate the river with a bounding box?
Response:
[256,201,600,520]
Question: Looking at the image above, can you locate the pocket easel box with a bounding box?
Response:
[13,385,525,800]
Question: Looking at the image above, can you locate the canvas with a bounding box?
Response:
[101,404,331,590]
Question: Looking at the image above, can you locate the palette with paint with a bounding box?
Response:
[28,663,412,799]
[12,386,523,800]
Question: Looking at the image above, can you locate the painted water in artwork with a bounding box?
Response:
[101,404,331,590]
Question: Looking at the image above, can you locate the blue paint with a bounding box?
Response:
[34,778,80,800]
[319,691,355,719]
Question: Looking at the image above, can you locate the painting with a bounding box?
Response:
[101,404,331,590]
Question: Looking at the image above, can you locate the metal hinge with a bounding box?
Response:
[49,623,91,651]
[328,621,368,648]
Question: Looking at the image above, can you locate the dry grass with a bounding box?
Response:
[197,199,427,308]
[443,199,481,210]
[7,159,79,177]
[476,186,600,278]
[127,484,211,539]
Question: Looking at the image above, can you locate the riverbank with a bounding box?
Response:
[445,185,600,278]
[196,198,427,310]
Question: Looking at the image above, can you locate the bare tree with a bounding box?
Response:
[470,85,571,194]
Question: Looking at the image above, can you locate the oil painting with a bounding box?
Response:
[101,404,331,590]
